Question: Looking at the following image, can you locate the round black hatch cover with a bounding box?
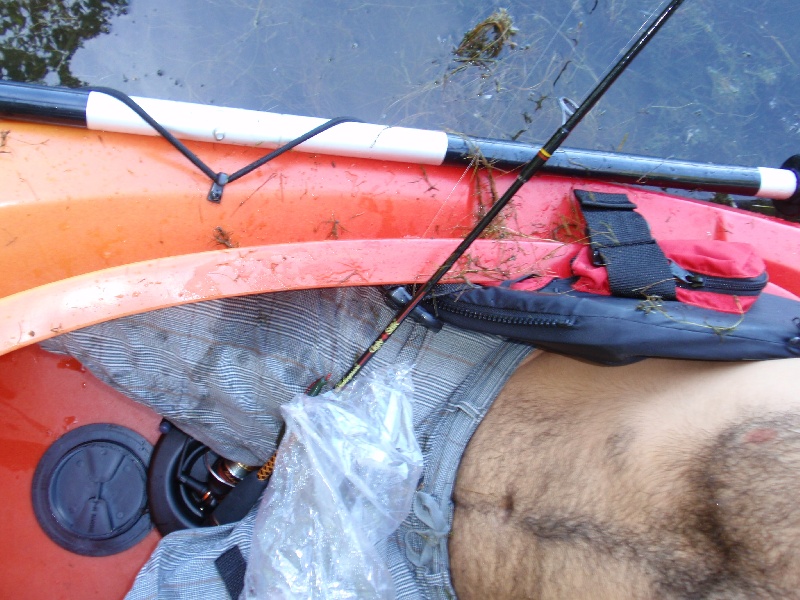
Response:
[32,423,153,556]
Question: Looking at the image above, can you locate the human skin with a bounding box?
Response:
[450,352,800,599]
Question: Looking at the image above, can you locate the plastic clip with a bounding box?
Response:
[670,261,704,288]
[384,286,443,332]
[208,173,230,203]
[591,248,606,267]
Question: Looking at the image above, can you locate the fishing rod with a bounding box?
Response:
[1,82,799,207]
[334,0,688,390]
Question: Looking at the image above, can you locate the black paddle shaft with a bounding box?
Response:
[334,0,687,391]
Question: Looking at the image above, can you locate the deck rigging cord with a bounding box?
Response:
[2,79,798,204]
[333,0,687,391]
[83,86,362,202]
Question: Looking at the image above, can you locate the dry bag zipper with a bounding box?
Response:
[670,263,767,296]
[434,298,575,327]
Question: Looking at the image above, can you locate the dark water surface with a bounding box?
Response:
[3,0,800,172]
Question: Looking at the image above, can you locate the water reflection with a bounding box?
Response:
[0,0,128,86]
[1,0,799,170]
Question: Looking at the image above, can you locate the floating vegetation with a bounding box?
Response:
[0,0,129,87]
[453,8,518,68]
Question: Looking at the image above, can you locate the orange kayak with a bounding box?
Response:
[2,105,800,598]
[3,115,800,356]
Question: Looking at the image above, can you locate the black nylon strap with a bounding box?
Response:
[574,190,676,299]
[215,545,247,599]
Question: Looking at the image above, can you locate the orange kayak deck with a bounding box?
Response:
[3,120,800,356]
[2,120,800,599]
[0,344,161,599]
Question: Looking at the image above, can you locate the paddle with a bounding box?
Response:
[334,0,689,390]
[0,80,799,205]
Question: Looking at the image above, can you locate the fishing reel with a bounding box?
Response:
[147,421,262,535]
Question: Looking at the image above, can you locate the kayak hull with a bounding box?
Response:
[0,344,161,599]
[3,121,800,356]
[1,120,800,598]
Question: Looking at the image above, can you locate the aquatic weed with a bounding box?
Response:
[454,8,518,68]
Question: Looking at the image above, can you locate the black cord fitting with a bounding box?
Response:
[208,172,229,203]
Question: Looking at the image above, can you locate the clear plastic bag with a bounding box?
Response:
[243,366,424,599]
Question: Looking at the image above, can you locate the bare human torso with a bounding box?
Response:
[450,352,800,599]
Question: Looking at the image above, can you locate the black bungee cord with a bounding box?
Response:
[85,86,362,202]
